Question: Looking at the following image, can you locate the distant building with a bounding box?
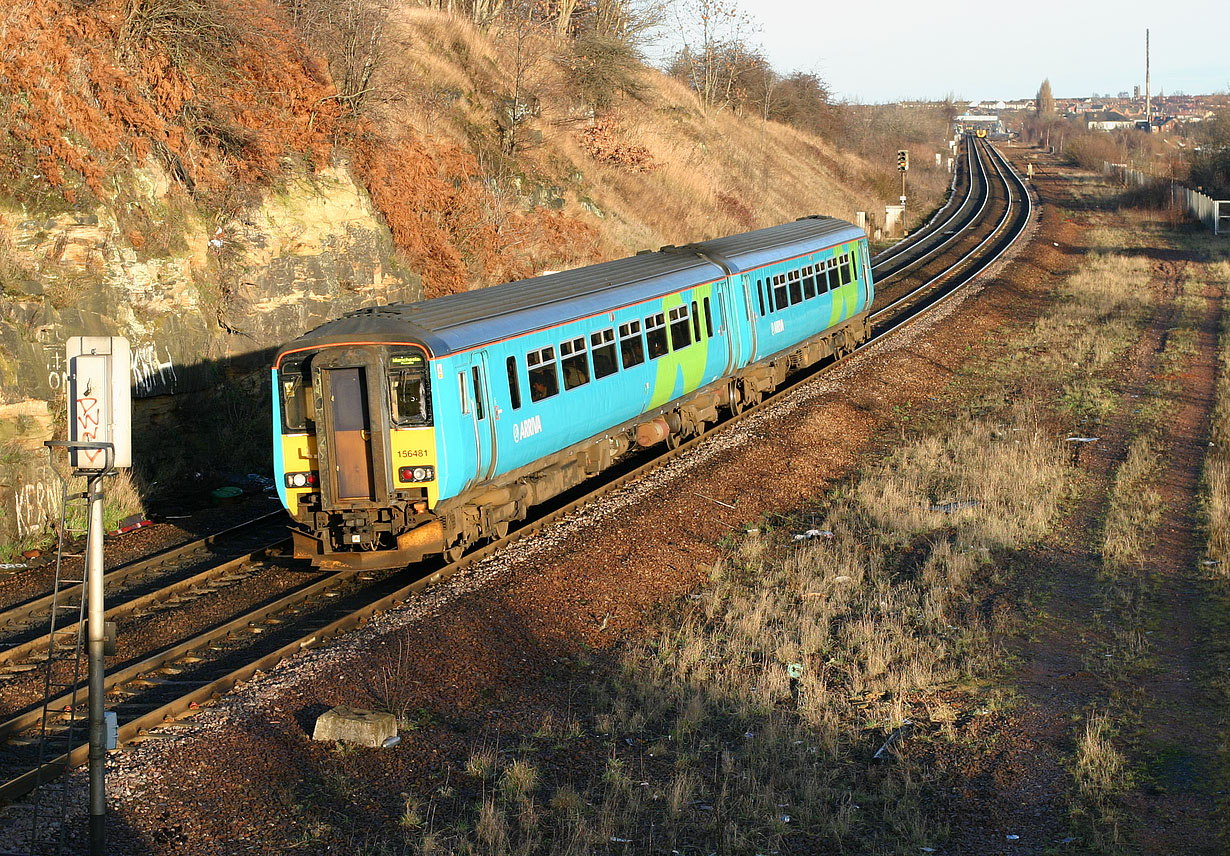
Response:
[1085,111,1135,131]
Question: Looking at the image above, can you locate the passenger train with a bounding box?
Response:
[273,215,874,569]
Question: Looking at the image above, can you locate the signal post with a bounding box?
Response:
[47,337,131,856]
[897,148,909,211]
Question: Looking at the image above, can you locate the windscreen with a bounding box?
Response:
[389,351,431,426]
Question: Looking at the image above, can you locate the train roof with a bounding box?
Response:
[278,216,865,362]
[692,216,865,275]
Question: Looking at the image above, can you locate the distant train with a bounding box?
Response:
[273,216,874,569]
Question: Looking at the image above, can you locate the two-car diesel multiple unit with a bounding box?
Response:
[273,215,874,569]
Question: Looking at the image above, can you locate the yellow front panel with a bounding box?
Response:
[281,434,320,519]
[390,427,440,507]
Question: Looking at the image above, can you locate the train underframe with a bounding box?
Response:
[294,313,870,570]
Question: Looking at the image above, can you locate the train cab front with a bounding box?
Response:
[273,342,444,570]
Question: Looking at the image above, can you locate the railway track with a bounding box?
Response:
[0,139,1033,822]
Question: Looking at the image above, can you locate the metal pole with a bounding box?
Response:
[86,472,106,855]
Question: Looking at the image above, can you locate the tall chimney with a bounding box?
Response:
[1146,29,1152,127]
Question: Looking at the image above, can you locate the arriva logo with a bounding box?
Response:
[512,414,543,443]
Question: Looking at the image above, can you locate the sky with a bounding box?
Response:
[718,0,1230,103]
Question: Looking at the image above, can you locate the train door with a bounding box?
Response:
[319,363,378,504]
[464,352,498,484]
[859,243,874,310]
[716,287,738,375]
[738,274,758,365]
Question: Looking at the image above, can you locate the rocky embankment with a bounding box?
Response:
[0,161,418,548]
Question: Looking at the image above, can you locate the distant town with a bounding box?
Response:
[960,92,1229,134]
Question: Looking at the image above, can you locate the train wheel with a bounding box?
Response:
[445,542,467,563]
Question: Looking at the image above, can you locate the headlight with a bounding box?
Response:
[285,472,318,488]
[399,466,435,483]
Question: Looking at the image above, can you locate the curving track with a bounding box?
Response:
[0,139,1034,830]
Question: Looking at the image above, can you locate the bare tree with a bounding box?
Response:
[279,0,388,120]
[671,0,757,112]
[494,0,553,153]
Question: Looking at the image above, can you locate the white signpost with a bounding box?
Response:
[61,336,131,856]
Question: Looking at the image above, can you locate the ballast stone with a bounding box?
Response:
[312,706,397,748]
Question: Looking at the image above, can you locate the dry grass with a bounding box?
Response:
[1029,252,1153,422]
[1069,710,1131,852]
[1202,259,1230,569]
[1101,435,1164,568]
[60,467,145,536]
[374,8,952,268]
[411,407,1067,854]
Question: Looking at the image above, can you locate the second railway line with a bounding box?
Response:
[0,138,1035,814]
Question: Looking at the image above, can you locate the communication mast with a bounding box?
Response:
[1145,28,1152,128]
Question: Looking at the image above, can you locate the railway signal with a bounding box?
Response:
[896,150,909,218]
[43,336,131,856]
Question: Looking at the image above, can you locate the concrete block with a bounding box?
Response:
[312,706,397,748]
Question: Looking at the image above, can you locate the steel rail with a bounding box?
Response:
[870,136,993,285]
[871,135,975,268]
[0,566,363,748]
[0,139,1032,811]
[0,510,287,637]
[0,543,288,670]
[871,140,1032,340]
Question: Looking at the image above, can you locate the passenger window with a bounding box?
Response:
[527,346,559,402]
[645,312,668,359]
[788,269,803,305]
[773,274,788,311]
[591,329,618,379]
[619,320,645,368]
[840,254,853,285]
[561,336,590,390]
[507,356,521,410]
[457,372,469,415]
[802,265,817,300]
[703,297,714,337]
[669,305,691,351]
[691,300,701,342]
[471,366,485,420]
[824,260,837,291]
[757,280,766,316]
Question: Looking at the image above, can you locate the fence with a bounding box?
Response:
[1104,162,1229,235]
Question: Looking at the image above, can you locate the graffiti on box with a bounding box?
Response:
[75,391,106,469]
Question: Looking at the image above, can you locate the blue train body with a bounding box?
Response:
[273,216,873,568]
